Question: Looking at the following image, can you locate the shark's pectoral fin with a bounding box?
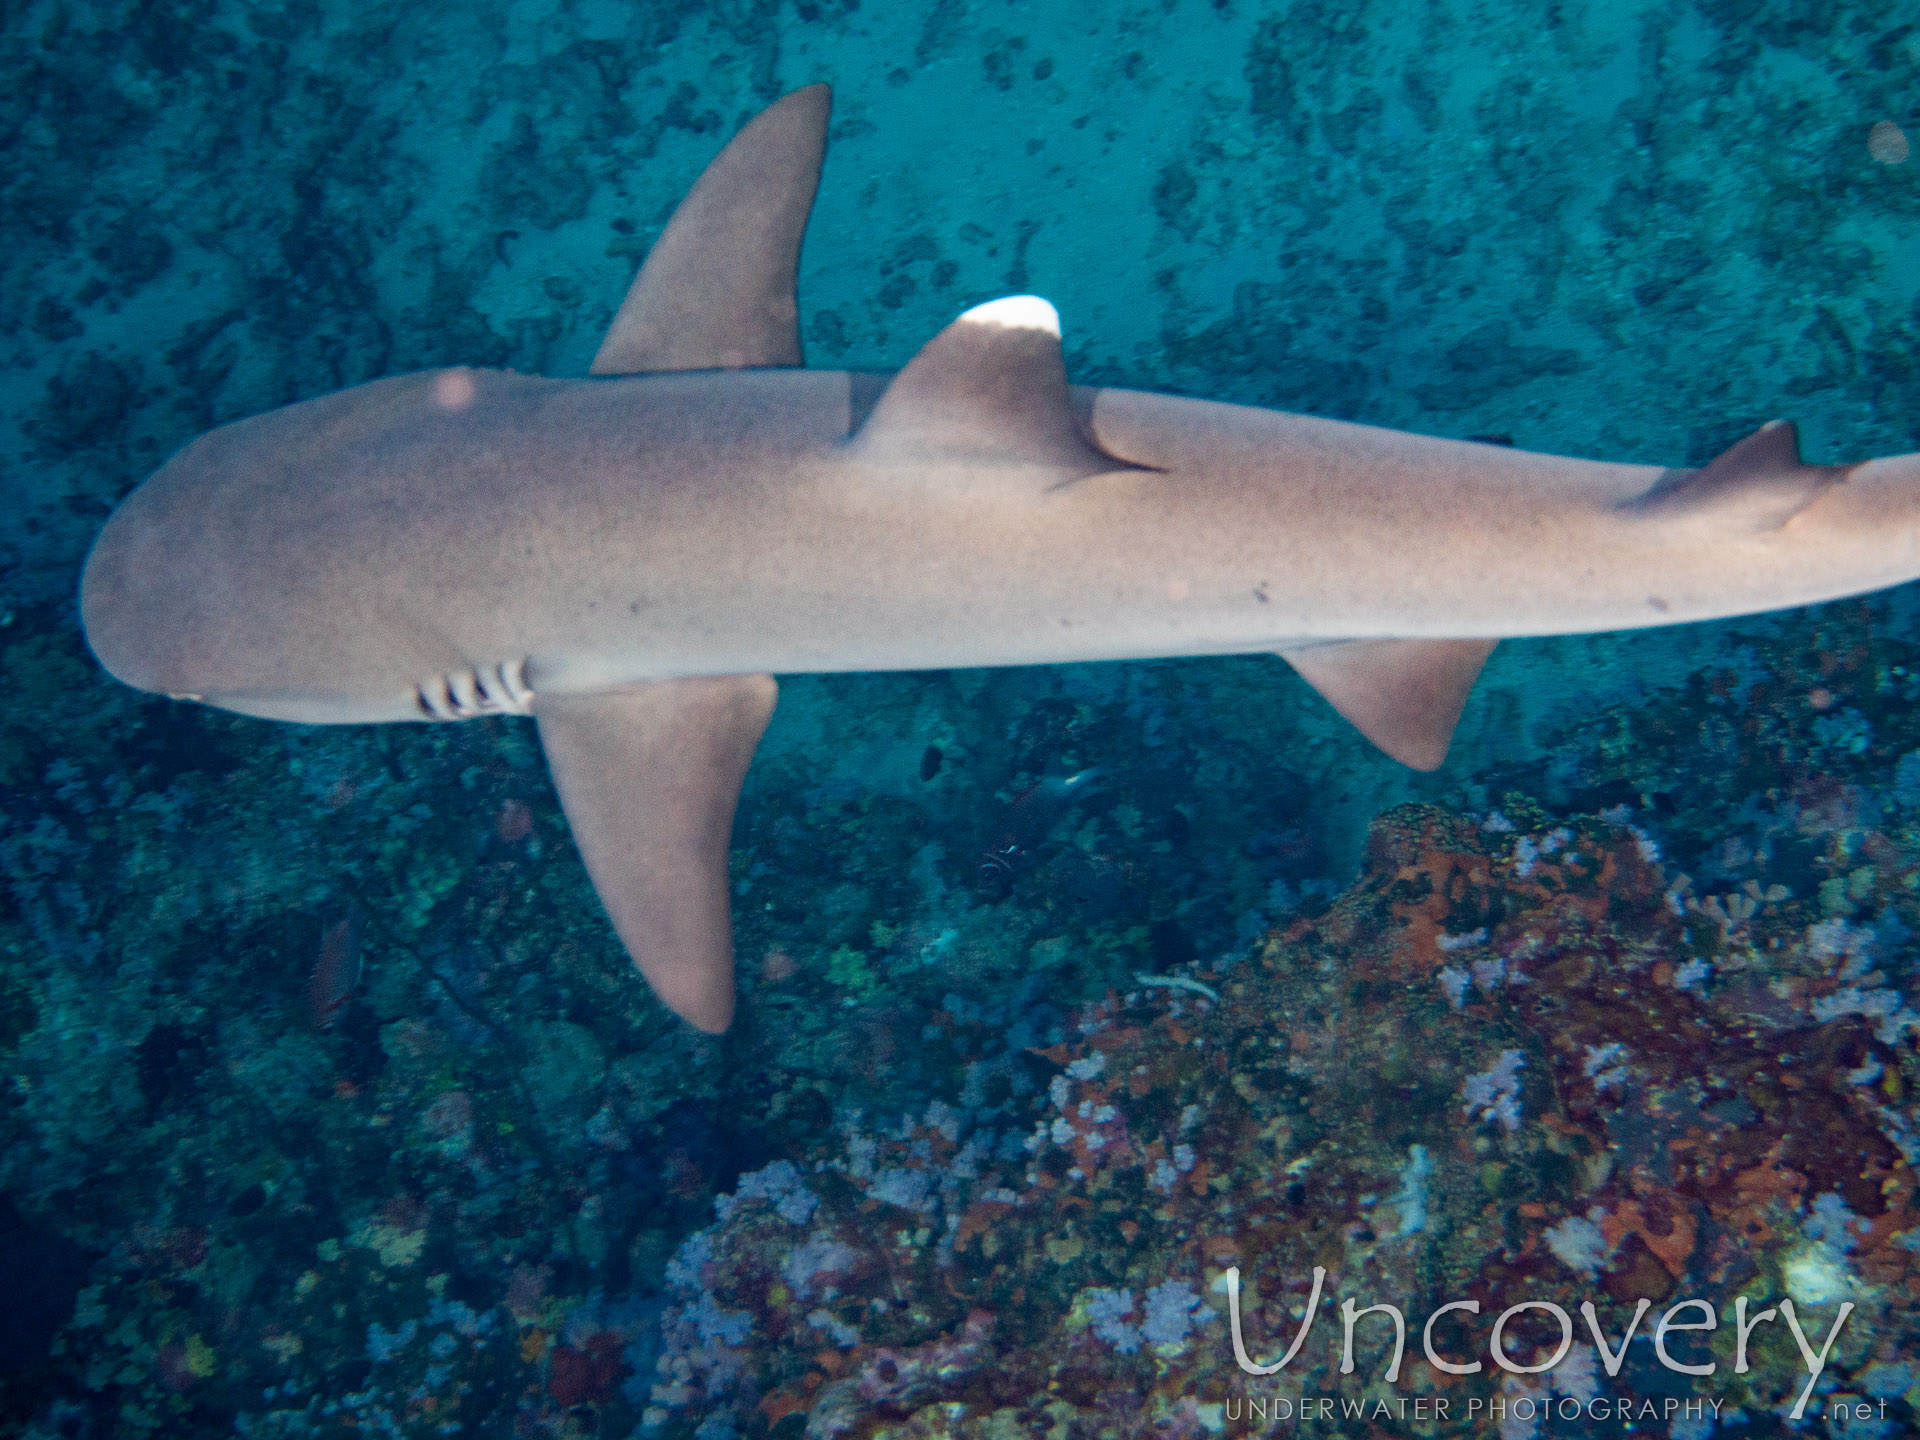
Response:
[536,675,777,1033]
[1625,419,1853,530]
[847,296,1139,483]
[591,85,831,376]
[1275,638,1497,770]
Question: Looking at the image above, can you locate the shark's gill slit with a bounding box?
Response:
[416,658,533,721]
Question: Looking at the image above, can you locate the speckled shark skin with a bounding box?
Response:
[78,85,1920,1032]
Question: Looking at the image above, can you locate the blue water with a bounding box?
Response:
[2,3,1918,1436]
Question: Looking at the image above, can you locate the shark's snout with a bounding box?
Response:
[80,494,175,697]
[82,413,500,727]
[80,442,241,705]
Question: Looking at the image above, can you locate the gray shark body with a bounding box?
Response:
[81,85,1920,1032]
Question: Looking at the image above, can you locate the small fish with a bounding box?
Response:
[978,767,1104,888]
[308,913,364,1030]
[495,797,534,844]
[1136,972,1219,1002]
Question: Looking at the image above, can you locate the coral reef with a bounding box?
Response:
[638,800,1920,1437]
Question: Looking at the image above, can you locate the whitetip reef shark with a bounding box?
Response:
[81,84,1920,1033]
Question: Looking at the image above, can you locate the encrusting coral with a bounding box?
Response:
[642,805,1920,1438]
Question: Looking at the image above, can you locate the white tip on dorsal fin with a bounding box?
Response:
[535,674,777,1033]
[1276,638,1498,771]
[1625,419,1854,531]
[960,295,1063,335]
[848,295,1121,482]
[591,85,831,376]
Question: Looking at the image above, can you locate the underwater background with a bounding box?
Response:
[3,1,1920,1436]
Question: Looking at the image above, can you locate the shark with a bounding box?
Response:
[81,83,1920,1033]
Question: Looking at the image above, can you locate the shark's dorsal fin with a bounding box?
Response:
[847,296,1122,482]
[536,674,777,1032]
[1625,419,1852,530]
[591,85,831,376]
[1276,638,1497,770]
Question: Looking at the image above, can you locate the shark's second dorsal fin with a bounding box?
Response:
[536,674,777,1033]
[847,296,1123,482]
[591,85,831,376]
[1276,638,1497,770]
[1625,419,1852,531]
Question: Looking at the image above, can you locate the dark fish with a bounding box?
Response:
[496,797,534,843]
[978,767,1104,888]
[308,913,364,1030]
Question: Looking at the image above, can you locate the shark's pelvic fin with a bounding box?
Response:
[847,296,1126,483]
[1625,419,1852,531]
[591,84,831,376]
[1276,638,1497,771]
[536,674,778,1033]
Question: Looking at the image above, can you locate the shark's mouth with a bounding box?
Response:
[415,658,534,720]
